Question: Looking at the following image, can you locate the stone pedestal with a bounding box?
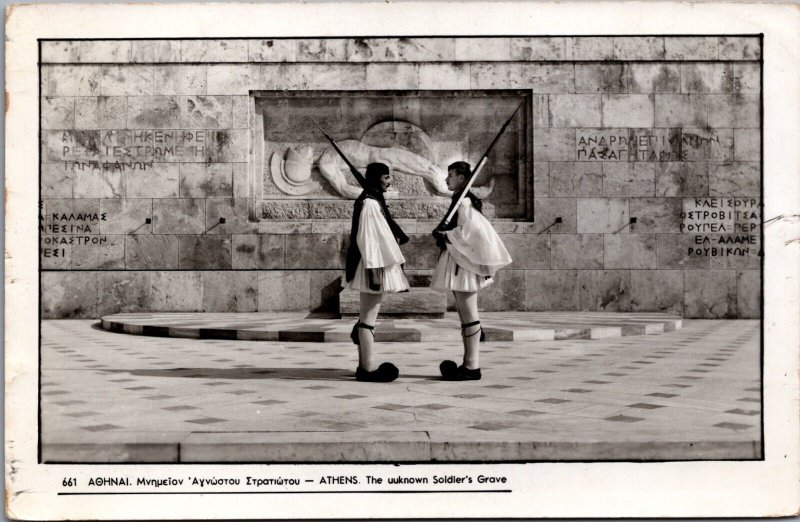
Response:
[339,287,446,318]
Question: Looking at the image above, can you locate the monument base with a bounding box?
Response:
[339,287,447,318]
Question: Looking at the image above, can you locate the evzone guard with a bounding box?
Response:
[342,163,410,382]
[311,118,409,382]
[431,161,512,380]
[430,103,520,381]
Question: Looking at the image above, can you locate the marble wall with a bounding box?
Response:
[40,36,761,318]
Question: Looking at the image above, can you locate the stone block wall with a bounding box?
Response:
[40,36,761,318]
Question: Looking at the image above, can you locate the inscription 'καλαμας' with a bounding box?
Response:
[39,203,110,259]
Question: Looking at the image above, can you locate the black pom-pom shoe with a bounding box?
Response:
[355,362,399,382]
[439,360,482,381]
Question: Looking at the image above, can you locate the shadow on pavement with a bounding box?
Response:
[101,367,440,381]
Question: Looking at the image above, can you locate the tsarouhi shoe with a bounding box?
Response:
[439,360,482,381]
[355,362,399,382]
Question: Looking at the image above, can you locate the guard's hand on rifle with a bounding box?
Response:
[432,229,448,250]
[367,269,382,292]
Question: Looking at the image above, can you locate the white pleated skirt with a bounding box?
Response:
[341,261,410,294]
[431,250,494,293]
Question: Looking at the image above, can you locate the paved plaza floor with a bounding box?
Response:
[41,316,762,463]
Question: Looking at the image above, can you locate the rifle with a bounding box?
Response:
[310,116,409,245]
[309,116,368,190]
[434,101,524,232]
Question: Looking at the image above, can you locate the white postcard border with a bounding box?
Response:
[5,2,800,519]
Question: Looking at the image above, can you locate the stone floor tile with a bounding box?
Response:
[40,318,760,462]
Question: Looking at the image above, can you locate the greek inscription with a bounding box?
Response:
[681,198,761,258]
[65,160,154,172]
[58,130,208,161]
[576,130,720,161]
[39,203,109,259]
[577,134,632,161]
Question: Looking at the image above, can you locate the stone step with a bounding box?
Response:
[99,312,683,343]
[339,287,447,318]
[42,432,758,463]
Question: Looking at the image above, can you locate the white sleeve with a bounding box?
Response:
[444,199,512,276]
[356,199,406,269]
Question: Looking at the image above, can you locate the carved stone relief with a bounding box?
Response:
[254,91,531,219]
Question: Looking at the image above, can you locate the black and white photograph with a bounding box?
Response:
[5,2,799,519]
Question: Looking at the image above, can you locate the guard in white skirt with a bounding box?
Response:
[431,161,512,381]
[342,162,410,382]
